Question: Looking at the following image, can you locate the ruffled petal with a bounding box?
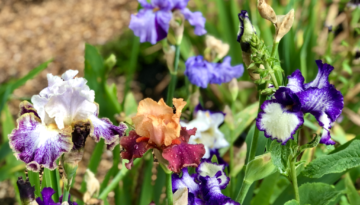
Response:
[152,0,173,9]
[181,8,206,36]
[9,113,73,171]
[304,60,334,89]
[274,87,301,112]
[162,127,205,173]
[184,56,214,88]
[171,0,189,9]
[129,9,172,44]
[172,168,200,194]
[19,101,40,119]
[256,100,304,144]
[297,86,343,145]
[36,187,59,205]
[286,69,305,93]
[210,57,244,84]
[61,70,79,81]
[196,161,229,189]
[199,176,239,205]
[89,115,127,146]
[120,131,150,169]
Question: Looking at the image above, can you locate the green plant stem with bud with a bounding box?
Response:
[236,179,252,203]
[166,43,181,106]
[166,172,174,205]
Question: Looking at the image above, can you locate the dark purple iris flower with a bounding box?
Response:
[256,60,344,145]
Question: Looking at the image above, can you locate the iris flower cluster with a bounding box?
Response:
[256,60,344,145]
[172,160,239,205]
[129,0,206,44]
[9,70,127,172]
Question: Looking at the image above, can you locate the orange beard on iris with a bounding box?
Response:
[131,98,186,147]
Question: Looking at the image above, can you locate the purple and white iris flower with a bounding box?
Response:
[184,56,244,88]
[9,70,127,172]
[129,0,206,44]
[256,60,344,145]
[36,187,78,205]
[180,105,229,158]
[172,161,239,205]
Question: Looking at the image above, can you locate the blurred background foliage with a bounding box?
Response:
[0,0,360,205]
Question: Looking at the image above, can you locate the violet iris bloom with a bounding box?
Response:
[129,0,206,44]
[36,187,78,205]
[172,161,239,205]
[184,56,244,88]
[256,60,344,145]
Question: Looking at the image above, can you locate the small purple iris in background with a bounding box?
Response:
[256,60,344,145]
[129,0,206,44]
[184,56,244,88]
[172,161,239,205]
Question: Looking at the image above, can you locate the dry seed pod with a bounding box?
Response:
[257,0,277,24]
[275,9,295,43]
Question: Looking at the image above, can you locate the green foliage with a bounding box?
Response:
[244,152,276,184]
[302,140,360,178]
[284,200,300,205]
[344,173,360,205]
[298,183,343,205]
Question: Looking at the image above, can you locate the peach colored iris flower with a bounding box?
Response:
[132,98,186,147]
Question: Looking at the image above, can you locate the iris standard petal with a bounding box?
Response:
[297,86,343,144]
[181,8,207,36]
[256,100,304,144]
[286,69,305,93]
[184,56,214,88]
[9,113,73,171]
[304,60,334,89]
[89,115,127,147]
[61,69,79,81]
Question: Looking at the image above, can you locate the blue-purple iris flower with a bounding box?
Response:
[256,60,344,145]
[184,56,244,88]
[129,0,206,44]
[172,161,239,205]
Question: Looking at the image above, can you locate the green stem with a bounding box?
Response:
[236,180,252,203]
[290,158,300,203]
[63,187,70,203]
[166,44,181,106]
[98,159,141,200]
[28,171,41,198]
[44,168,60,202]
[248,94,267,161]
[264,61,279,89]
[271,42,279,58]
[166,172,174,205]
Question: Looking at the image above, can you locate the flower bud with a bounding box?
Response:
[275,9,295,43]
[244,152,276,183]
[17,177,37,205]
[163,45,175,73]
[104,54,117,73]
[173,187,188,205]
[170,10,185,45]
[257,0,277,24]
[204,35,230,61]
[228,78,239,102]
[223,105,234,130]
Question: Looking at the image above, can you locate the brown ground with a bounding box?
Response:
[0,0,137,204]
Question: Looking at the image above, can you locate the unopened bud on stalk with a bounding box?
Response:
[189,88,200,110]
[237,10,264,81]
[104,54,117,72]
[17,177,37,205]
[223,105,234,130]
[229,78,239,102]
[257,0,277,24]
[83,169,100,203]
[275,9,294,43]
[170,10,185,45]
[163,45,175,73]
[204,35,230,61]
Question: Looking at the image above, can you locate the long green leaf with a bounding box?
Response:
[299,183,343,205]
[345,173,360,205]
[302,139,360,178]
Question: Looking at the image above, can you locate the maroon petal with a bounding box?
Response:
[162,127,205,173]
[120,131,150,169]
[179,127,197,143]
